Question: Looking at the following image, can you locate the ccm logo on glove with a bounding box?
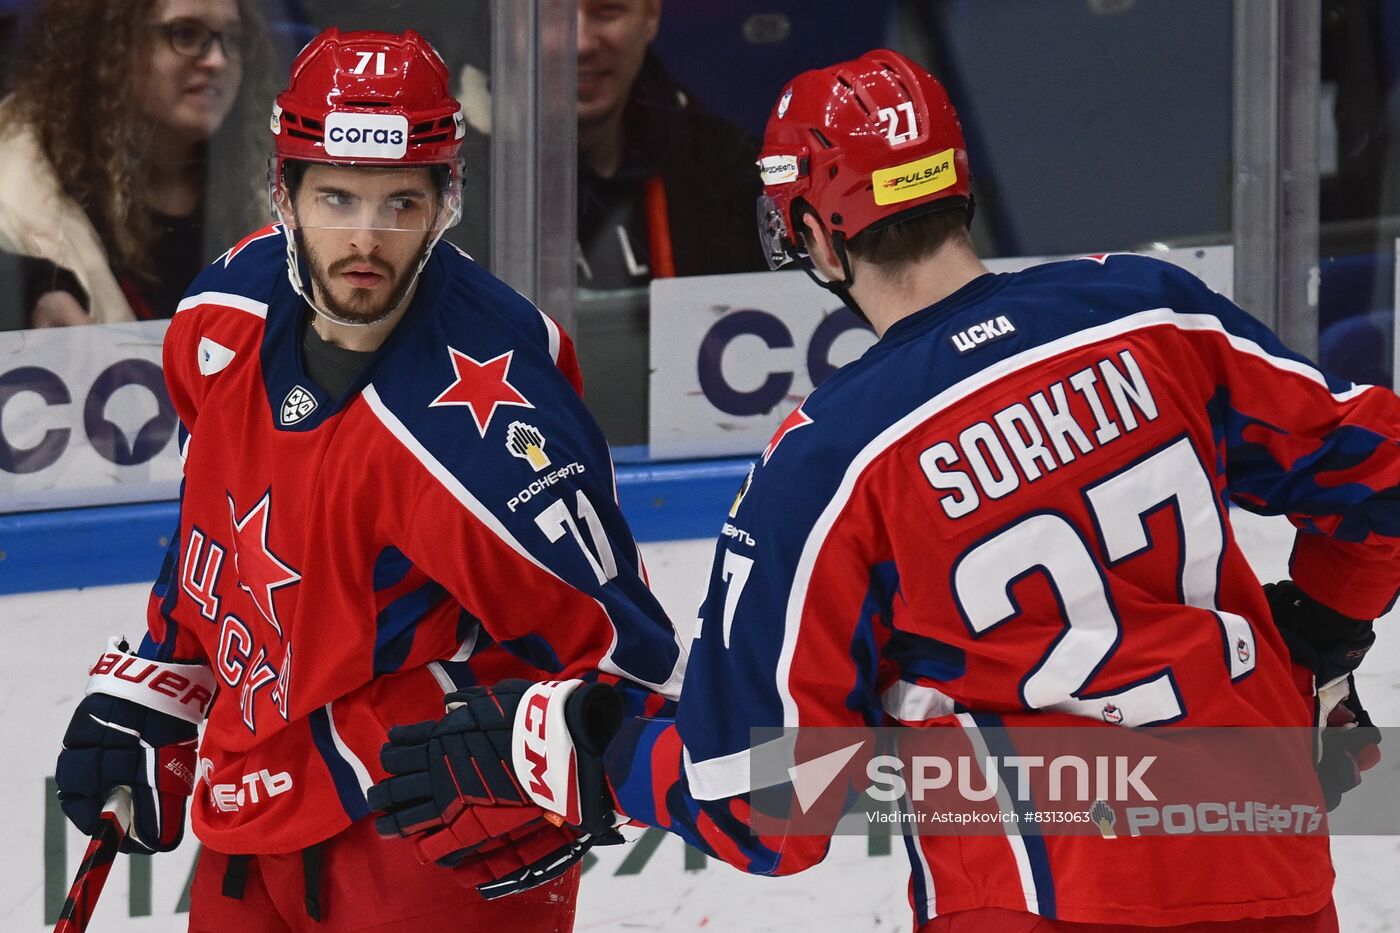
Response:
[512,680,596,827]
[520,691,560,806]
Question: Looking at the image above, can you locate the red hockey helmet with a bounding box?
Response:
[757,49,972,270]
[272,28,465,172]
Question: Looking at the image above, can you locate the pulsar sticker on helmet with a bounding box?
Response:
[871,148,956,206]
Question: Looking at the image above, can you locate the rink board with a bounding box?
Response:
[4,515,1400,931]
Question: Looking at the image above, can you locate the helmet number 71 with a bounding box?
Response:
[352,51,387,75]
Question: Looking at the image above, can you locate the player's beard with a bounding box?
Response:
[303,235,428,327]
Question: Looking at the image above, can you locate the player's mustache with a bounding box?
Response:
[328,256,395,277]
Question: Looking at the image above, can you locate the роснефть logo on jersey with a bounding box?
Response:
[506,421,551,471]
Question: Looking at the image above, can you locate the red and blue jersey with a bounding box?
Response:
[141,225,685,854]
[607,254,1400,925]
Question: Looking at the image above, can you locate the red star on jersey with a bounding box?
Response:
[429,347,533,436]
[229,491,300,638]
[762,405,813,465]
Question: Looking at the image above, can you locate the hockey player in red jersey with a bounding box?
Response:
[52,27,684,932]
[371,50,1393,931]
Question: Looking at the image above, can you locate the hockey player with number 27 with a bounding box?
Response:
[372,50,1395,932]
[52,26,684,933]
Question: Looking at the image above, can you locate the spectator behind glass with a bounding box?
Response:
[0,0,272,327]
[576,0,766,289]
[575,0,768,446]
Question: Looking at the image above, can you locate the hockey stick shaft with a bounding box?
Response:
[54,788,132,933]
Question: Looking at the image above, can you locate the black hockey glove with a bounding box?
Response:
[370,679,624,898]
[1264,581,1381,809]
[1265,581,1374,706]
[1316,684,1382,810]
[55,639,214,853]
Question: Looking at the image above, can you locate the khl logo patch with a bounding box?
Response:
[280,385,318,426]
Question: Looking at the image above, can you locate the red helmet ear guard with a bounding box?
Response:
[271,27,465,171]
[757,48,972,270]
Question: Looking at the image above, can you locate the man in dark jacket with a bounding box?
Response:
[577,0,764,286]
[576,0,766,443]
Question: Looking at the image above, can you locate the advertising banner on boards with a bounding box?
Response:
[649,246,1234,460]
[0,321,178,513]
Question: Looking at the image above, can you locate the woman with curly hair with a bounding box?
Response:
[0,0,274,326]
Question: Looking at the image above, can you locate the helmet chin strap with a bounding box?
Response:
[788,198,978,332]
[795,230,873,329]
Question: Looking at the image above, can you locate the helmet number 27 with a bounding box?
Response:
[877,101,918,145]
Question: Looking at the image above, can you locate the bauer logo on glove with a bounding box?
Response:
[87,638,215,722]
[56,638,216,854]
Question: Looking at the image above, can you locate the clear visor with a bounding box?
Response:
[270,161,464,234]
[757,194,802,271]
[299,190,440,232]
